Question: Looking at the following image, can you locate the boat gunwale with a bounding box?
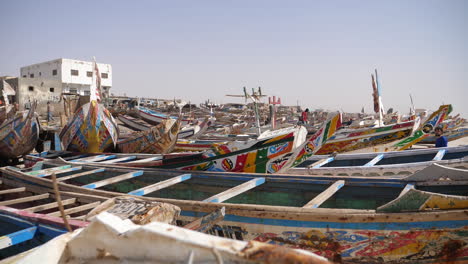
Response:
[2,166,467,224]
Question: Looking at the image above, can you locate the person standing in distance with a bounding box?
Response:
[434,127,448,148]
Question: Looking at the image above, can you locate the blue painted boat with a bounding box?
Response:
[0,206,88,260]
[2,161,467,263]
[0,174,104,260]
[287,145,468,176]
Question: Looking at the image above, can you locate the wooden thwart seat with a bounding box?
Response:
[303,180,345,208]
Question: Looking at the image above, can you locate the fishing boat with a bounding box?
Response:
[288,145,468,176]
[316,119,418,154]
[117,114,151,131]
[0,102,39,160]
[418,127,468,144]
[0,173,105,259]
[2,162,467,263]
[118,114,211,139]
[138,106,192,126]
[31,112,342,173]
[0,206,88,260]
[59,59,119,153]
[8,212,331,264]
[117,118,181,154]
[317,104,452,155]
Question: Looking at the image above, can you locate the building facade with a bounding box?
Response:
[18,58,112,115]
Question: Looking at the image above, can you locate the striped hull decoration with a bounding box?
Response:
[393,104,452,150]
[60,101,119,153]
[291,112,342,167]
[180,212,468,263]
[0,104,39,159]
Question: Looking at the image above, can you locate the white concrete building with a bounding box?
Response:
[18,58,112,113]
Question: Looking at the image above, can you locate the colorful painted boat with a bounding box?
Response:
[418,127,468,144]
[119,114,212,139]
[117,118,181,154]
[59,59,119,153]
[315,119,418,154]
[316,104,453,154]
[388,104,453,151]
[288,145,468,176]
[0,174,105,259]
[10,212,331,264]
[60,100,119,153]
[138,106,192,126]
[117,114,150,131]
[0,206,88,260]
[3,162,467,263]
[0,103,39,160]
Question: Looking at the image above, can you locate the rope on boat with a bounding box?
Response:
[51,172,72,232]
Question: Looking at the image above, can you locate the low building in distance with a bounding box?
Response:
[18,58,112,115]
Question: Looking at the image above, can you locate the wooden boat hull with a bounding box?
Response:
[316,120,416,155]
[117,119,180,154]
[289,145,468,176]
[117,114,150,131]
[60,101,119,153]
[2,163,467,263]
[176,126,308,173]
[418,128,468,144]
[138,106,191,126]
[0,106,39,159]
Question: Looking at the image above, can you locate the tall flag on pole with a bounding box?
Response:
[90,57,102,103]
[371,74,379,113]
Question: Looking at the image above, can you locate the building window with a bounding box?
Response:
[22,75,26,78]
[84,90,90,96]
[50,87,55,92]
[39,72,41,76]
[87,71,93,77]
[71,69,79,76]
[101,73,108,79]
[30,73,34,78]
[52,69,57,76]
[69,88,77,94]
[28,86,34,91]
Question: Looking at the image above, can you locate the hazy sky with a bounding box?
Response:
[1,0,467,116]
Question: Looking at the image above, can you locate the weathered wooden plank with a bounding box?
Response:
[62,154,89,161]
[0,187,26,195]
[127,156,162,163]
[100,156,137,164]
[0,193,50,206]
[203,178,265,203]
[48,201,101,217]
[364,154,384,167]
[398,183,415,198]
[309,157,335,168]
[24,198,77,213]
[303,180,345,208]
[71,154,116,162]
[183,206,225,233]
[5,166,21,172]
[28,166,83,178]
[83,171,144,189]
[25,165,72,176]
[433,149,446,161]
[57,168,106,182]
[0,226,37,250]
[127,174,192,196]
[54,132,62,151]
